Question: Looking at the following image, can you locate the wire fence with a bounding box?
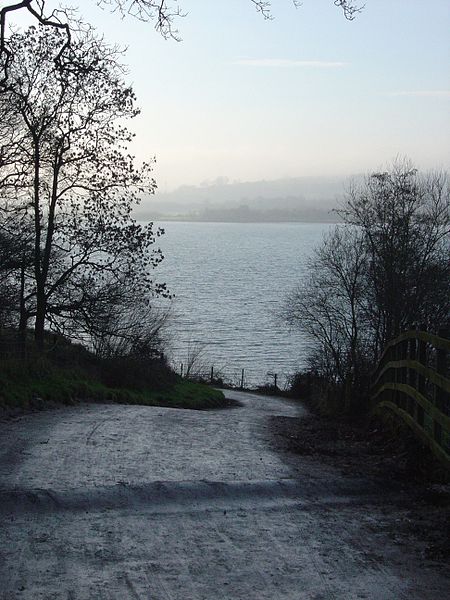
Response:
[0,335,291,391]
[176,362,284,391]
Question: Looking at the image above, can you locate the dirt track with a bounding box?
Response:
[0,391,449,599]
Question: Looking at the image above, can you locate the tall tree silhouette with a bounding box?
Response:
[0,25,168,349]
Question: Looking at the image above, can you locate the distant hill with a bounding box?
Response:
[134,175,353,223]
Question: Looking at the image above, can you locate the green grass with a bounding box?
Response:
[0,357,226,411]
[114,381,226,410]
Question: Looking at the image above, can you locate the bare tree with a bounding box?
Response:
[283,226,370,385]
[339,160,450,351]
[284,161,449,400]
[0,24,168,349]
[0,1,72,85]
[183,339,208,379]
[89,293,173,390]
[1,1,364,56]
[87,293,171,361]
[0,213,34,333]
[0,220,22,327]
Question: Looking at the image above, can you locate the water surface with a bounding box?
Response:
[155,221,332,386]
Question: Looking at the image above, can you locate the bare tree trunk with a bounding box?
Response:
[18,258,28,357]
[34,289,46,350]
[32,136,46,351]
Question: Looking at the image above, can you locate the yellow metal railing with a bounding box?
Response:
[371,329,450,470]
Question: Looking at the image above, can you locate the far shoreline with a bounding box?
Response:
[138,216,341,225]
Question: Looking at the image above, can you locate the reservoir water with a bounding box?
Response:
[155,221,333,387]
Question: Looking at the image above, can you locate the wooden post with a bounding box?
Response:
[401,341,406,407]
[240,369,245,390]
[410,334,419,421]
[274,373,278,389]
[180,363,184,378]
[434,329,444,442]
[417,336,426,394]
[402,340,408,385]
[385,346,392,404]
[210,366,214,384]
[406,338,413,415]
[436,328,449,416]
[416,329,427,427]
[409,336,417,388]
[393,342,399,407]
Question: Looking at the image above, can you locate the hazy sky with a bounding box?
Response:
[13,1,450,190]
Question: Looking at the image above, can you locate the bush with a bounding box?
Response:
[99,354,176,391]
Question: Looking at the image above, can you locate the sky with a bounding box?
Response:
[9,0,450,191]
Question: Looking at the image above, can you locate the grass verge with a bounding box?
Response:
[0,357,226,412]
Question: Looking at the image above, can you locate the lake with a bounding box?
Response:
[154,221,333,387]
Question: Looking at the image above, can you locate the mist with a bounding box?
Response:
[134,175,354,222]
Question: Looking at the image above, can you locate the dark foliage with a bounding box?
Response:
[0,24,168,351]
[284,160,449,412]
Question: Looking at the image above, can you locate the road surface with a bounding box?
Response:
[0,391,448,599]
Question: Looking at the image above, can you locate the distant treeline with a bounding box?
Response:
[140,205,340,223]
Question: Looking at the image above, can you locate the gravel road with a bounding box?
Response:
[0,391,449,599]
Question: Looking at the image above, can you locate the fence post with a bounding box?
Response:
[210,366,214,384]
[402,339,408,386]
[373,328,450,468]
[385,345,391,405]
[240,369,245,390]
[416,332,426,428]
[436,328,449,418]
[409,336,417,389]
[392,344,400,406]
[180,363,184,378]
[418,335,426,377]
[405,338,413,415]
